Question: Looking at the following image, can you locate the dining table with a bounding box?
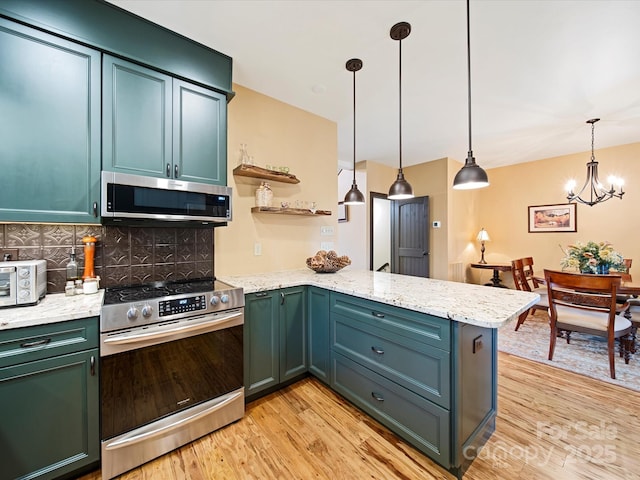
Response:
[533,273,640,296]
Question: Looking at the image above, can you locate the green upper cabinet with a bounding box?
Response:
[103,55,227,185]
[0,18,101,223]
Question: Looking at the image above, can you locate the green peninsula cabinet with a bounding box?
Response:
[0,18,101,223]
[329,292,496,479]
[307,286,330,383]
[244,287,307,399]
[103,55,227,186]
[0,317,99,480]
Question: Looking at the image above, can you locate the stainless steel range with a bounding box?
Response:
[99,278,244,480]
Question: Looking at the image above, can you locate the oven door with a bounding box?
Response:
[100,309,243,440]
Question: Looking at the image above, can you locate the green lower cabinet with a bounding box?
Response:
[244,287,307,399]
[0,319,99,480]
[307,286,330,383]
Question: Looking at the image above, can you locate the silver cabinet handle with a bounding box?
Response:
[93,202,98,217]
[174,164,179,178]
[166,163,171,177]
[371,392,384,402]
[371,346,384,355]
[90,355,96,376]
[20,338,51,348]
[371,311,385,319]
[280,292,285,305]
[255,292,268,298]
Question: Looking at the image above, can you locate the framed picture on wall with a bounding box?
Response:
[528,203,577,233]
[337,202,348,222]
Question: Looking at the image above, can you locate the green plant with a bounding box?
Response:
[560,241,626,274]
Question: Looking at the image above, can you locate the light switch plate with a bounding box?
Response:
[320,226,334,236]
[254,243,262,256]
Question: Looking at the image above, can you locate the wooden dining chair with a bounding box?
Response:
[544,269,632,379]
[511,257,548,331]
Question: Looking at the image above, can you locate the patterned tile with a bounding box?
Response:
[130,227,153,246]
[0,225,5,247]
[16,247,42,260]
[5,224,41,246]
[131,245,153,265]
[176,244,196,263]
[103,245,130,266]
[75,225,104,246]
[153,264,175,282]
[195,260,213,279]
[46,269,67,294]
[131,265,153,285]
[176,262,196,280]
[104,266,131,287]
[154,228,176,245]
[41,225,74,246]
[196,229,213,246]
[177,228,195,245]
[103,226,129,247]
[154,245,176,264]
[42,247,71,270]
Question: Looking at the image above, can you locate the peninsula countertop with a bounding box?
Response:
[0,291,104,331]
[219,269,539,328]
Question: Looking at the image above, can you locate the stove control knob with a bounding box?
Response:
[210,295,220,306]
[220,294,229,304]
[127,306,139,321]
[141,304,153,318]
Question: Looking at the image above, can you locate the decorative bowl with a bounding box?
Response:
[306,250,351,273]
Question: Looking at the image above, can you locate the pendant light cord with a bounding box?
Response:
[399,36,403,170]
[352,68,357,182]
[466,0,472,156]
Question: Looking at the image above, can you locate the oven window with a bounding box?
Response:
[101,325,243,440]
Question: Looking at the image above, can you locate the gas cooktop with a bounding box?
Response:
[103,277,228,305]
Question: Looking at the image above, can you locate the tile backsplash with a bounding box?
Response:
[0,224,214,293]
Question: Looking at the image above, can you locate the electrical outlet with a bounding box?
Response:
[1,248,19,261]
[320,242,334,251]
[320,226,334,236]
[254,243,262,256]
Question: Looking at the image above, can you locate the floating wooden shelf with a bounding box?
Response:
[233,164,300,184]
[251,207,331,216]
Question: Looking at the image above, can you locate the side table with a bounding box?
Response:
[470,263,512,288]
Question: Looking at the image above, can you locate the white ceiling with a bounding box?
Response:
[110,0,640,171]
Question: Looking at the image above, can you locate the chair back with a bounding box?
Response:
[522,257,541,288]
[511,258,531,292]
[544,269,621,329]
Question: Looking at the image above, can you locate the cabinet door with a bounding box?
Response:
[103,54,172,178]
[0,19,101,223]
[308,286,330,382]
[173,79,227,185]
[0,349,99,480]
[280,286,307,381]
[244,291,280,397]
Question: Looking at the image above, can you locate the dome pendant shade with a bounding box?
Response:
[344,181,366,205]
[343,58,365,206]
[453,152,489,190]
[388,169,414,199]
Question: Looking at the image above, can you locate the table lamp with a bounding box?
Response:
[476,228,490,264]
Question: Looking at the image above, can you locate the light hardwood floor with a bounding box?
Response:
[79,352,640,479]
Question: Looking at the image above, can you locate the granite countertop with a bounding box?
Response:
[0,291,104,331]
[220,269,539,329]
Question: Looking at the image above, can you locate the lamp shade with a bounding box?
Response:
[453,154,489,190]
[344,182,365,205]
[388,170,414,200]
[476,228,490,242]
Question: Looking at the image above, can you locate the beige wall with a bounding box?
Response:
[215,84,338,275]
[475,142,640,286]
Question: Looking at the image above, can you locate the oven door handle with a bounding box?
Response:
[103,389,243,450]
[103,310,243,346]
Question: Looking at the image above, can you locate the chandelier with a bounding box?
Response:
[565,118,624,206]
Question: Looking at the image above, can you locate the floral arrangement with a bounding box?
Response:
[560,241,626,274]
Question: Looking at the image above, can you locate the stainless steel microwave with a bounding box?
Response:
[101,172,232,225]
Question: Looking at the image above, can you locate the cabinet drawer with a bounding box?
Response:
[330,292,450,351]
[0,317,98,368]
[332,352,450,466]
[332,311,450,408]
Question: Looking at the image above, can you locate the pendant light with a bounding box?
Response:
[344,58,365,205]
[565,118,624,206]
[453,0,489,190]
[387,22,414,200]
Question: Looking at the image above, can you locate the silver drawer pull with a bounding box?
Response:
[371,392,384,402]
[371,346,384,355]
[20,338,51,348]
[371,311,385,319]
[255,292,268,298]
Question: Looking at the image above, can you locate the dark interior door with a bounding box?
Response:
[391,196,430,277]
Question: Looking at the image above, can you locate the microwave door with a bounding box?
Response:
[0,266,16,307]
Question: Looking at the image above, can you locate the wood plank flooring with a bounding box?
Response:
[78,352,640,479]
